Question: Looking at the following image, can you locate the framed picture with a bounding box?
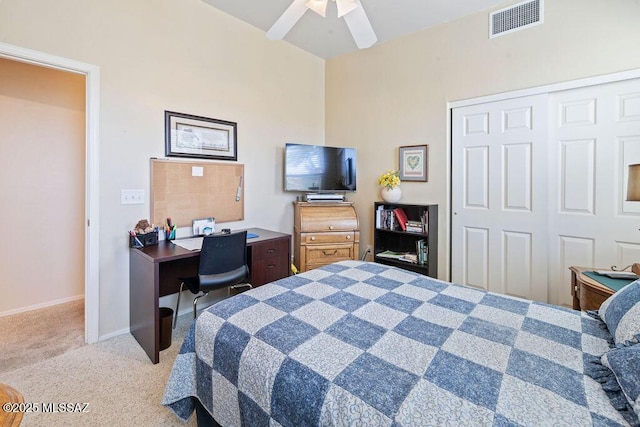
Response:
[399,145,428,182]
[165,111,237,161]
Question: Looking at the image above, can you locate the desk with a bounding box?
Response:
[130,227,291,363]
[570,266,616,311]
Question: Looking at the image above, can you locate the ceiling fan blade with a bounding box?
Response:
[343,0,377,49]
[266,0,309,40]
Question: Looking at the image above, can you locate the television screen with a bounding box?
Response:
[284,143,357,192]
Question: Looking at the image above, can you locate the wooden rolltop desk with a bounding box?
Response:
[293,201,360,272]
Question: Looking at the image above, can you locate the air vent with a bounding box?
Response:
[490,0,543,38]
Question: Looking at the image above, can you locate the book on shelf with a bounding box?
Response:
[376,250,407,259]
[421,210,429,235]
[376,208,400,230]
[416,239,428,265]
[376,250,418,264]
[399,253,418,263]
[393,208,408,231]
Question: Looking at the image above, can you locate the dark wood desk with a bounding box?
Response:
[130,227,291,363]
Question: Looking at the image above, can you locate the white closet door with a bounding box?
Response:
[452,95,549,302]
[548,79,640,306]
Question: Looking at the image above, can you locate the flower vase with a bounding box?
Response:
[381,186,401,203]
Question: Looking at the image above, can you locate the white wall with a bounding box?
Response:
[0,0,324,337]
[326,0,640,280]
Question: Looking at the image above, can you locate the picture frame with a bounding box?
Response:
[165,111,237,161]
[399,145,428,182]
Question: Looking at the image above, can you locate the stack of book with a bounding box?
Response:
[376,250,418,264]
[406,220,423,233]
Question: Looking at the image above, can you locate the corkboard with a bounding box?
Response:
[150,158,244,227]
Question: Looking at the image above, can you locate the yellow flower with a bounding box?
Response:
[378,170,401,190]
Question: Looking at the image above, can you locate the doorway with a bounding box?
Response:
[0,42,100,343]
[0,58,85,316]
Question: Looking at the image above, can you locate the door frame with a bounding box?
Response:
[0,42,100,344]
[446,68,640,283]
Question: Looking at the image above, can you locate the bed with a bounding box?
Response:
[163,260,640,426]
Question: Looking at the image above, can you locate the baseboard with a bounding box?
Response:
[99,327,131,341]
[97,305,196,342]
[0,294,84,318]
[97,292,227,342]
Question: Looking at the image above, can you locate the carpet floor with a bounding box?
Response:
[0,299,85,375]
[0,309,196,426]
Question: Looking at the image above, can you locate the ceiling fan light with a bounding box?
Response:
[306,0,328,17]
[336,0,358,18]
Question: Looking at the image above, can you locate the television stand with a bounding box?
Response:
[304,193,345,202]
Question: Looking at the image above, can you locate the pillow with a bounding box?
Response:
[602,343,640,424]
[599,279,640,345]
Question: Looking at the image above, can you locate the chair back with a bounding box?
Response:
[198,231,249,288]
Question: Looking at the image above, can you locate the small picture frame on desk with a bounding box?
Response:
[165,111,237,161]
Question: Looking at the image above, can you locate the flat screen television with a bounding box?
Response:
[284,143,357,193]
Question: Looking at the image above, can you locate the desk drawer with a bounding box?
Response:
[252,258,289,286]
[251,238,289,261]
[249,236,291,286]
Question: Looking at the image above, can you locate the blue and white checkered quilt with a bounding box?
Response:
[163,260,629,426]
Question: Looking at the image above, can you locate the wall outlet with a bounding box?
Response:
[121,189,145,204]
[361,244,373,261]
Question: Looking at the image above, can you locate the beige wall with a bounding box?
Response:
[326,0,640,279]
[0,58,85,314]
[0,0,324,337]
[2,0,638,337]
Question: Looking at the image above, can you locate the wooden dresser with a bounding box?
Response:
[293,201,360,272]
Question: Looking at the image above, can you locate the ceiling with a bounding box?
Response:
[201,0,516,59]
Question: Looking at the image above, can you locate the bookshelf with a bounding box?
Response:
[373,202,438,277]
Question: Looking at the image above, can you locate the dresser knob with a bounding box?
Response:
[346,235,351,239]
[311,236,316,241]
[329,225,334,230]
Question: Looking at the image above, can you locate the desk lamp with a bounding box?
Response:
[626,163,640,275]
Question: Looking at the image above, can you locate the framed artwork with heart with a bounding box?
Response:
[399,145,428,182]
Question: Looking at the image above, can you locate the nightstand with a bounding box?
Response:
[570,266,617,311]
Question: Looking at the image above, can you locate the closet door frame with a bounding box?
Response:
[446,68,640,303]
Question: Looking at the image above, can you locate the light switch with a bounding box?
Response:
[121,189,145,204]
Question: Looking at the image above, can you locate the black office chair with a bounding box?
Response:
[173,230,251,328]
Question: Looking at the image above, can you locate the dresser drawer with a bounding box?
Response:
[305,243,355,264]
[251,238,289,261]
[302,232,355,244]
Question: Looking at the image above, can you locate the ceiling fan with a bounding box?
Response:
[267,0,377,49]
